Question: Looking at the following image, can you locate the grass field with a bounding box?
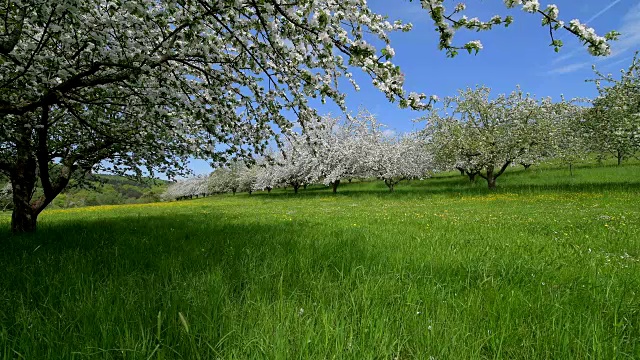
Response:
[1,163,640,359]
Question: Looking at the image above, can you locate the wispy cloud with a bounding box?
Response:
[609,2,640,57]
[585,0,624,23]
[548,62,591,75]
[382,129,397,137]
[600,54,636,71]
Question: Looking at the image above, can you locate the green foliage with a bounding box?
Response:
[1,162,640,358]
[45,175,167,210]
[584,52,640,164]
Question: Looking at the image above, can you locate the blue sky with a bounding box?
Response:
[188,0,640,176]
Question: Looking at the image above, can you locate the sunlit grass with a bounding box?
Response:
[1,162,639,359]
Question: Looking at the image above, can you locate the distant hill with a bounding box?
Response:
[1,174,169,211]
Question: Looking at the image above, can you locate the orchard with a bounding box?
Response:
[0,0,621,232]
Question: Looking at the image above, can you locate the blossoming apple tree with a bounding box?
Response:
[424,86,570,189]
[583,53,640,165]
[304,110,382,192]
[368,132,434,191]
[162,175,209,200]
[0,0,616,232]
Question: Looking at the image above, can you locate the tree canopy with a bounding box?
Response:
[0,0,616,232]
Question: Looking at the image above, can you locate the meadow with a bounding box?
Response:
[1,162,639,359]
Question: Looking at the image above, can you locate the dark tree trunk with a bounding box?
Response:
[331,180,340,193]
[10,135,38,233]
[293,183,300,194]
[522,164,531,170]
[466,171,477,182]
[569,162,573,177]
[267,187,272,193]
[232,189,236,195]
[11,182,37,233]
[348,178,352,183]
[617,150,623,166]
[456,167,466,176]
[248,189,252,195]
[486,166,497,190]
[384,179,395,192]
[303,183,307,190]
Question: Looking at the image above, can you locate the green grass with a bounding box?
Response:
[1,162,640,359]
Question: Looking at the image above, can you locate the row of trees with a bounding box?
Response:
[163,111,434,199]
[167,54,640,196]
[424,54,639,188]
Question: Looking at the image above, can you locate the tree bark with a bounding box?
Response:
[569,163,573,177]
[331,180,340,193]
[486,166,497,190]
[303,183,307,190]
[10,134,38,233]
[384,179,395,192]
[522,164,531,170]
[466,171,477,182]
[11,182,37,233]
[456,167,466,176]
[293,183,300,194]
[267,187,272,193]
[617,150,623,166]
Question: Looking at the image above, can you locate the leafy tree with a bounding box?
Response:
[272,138,318,194]
[548,101,588,176]
[369,132,433,192]
[583,53,640,165]
[0,183,12,211]
[304,110,383,193]
[424,86,568,189]
[0,0,615,232]
[162,176,208,200]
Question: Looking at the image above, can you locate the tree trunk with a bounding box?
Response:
[486,166,497,190]
[331,180,340,193]
[522,164,531,170]
[303,183,307,190]
[293,184,300,194]
[267,187,272,193]
[456,167,466,176]
[384,179,395,192]
[569,163,573,177]
[617,150,623,166]
[10,136,39,233]
[466,171,477,182]
[232,189,236,195]
[487,176,497,190]
[348,178,352,183]
[11,183,37,233]
[248,189,252,195]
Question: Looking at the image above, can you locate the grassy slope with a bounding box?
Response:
[1,163,639,359]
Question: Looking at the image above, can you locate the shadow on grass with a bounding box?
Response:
[247,178,640,200]
[0,211,382,304]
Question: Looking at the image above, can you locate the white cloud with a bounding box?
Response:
[600,54,636,71]
[609,2,640,58]
[382,129,397,137]
[585,0,624,24]
[548,62,591,75]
